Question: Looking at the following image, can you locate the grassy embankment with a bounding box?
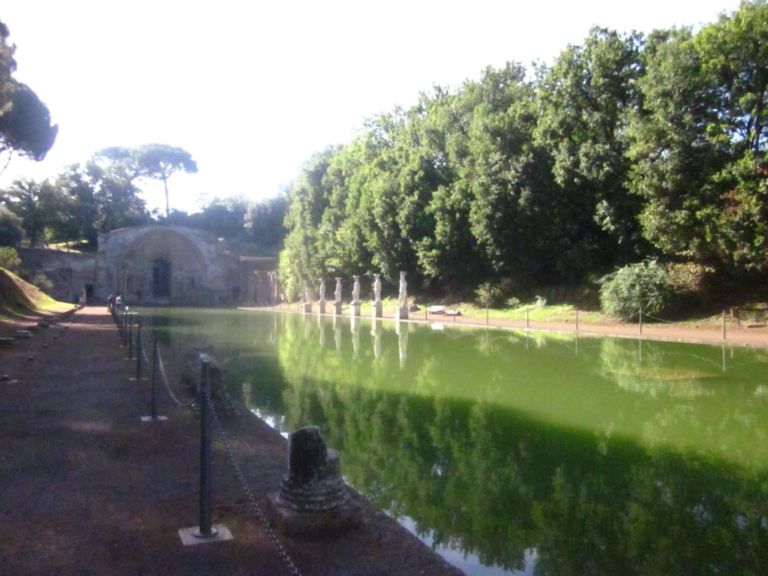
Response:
[0,267,72,322]
[277,297,734,329]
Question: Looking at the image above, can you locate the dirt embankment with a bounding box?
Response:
[0,306,462,576]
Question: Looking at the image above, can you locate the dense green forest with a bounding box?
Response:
[278,1,768,307]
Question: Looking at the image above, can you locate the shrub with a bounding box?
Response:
[599,260,673,319]
[0,246,21,271]
[475,282,505,308]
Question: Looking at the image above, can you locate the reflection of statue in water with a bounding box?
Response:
[372,320,382,359]
[352,275,361,304]
[334,277,342,303]
[398,271,408,308]
[351,319,360,358]
[334,318,342,350]
[398,322,408,368]
[373,274,382,304]
[318,278,326,302]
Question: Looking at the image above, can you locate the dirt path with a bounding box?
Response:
[257,305,768,348]
[0,307,461,576]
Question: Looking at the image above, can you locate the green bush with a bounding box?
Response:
[0,246,21,271]
[599,260,673,319]
[475,282,505,308]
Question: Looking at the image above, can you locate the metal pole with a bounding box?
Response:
[198,359,216,538]
[135,317,143,381]
[128,315,134,359]
[722,309,727,341]
[575,308,579,332]
[639,307,643,336]
[486,307,489,326]
[151,334,159,420]
[526,308,530,330]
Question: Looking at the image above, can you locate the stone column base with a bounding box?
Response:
[303,303,312,314]
[265,491,362,538]
[396,306,409,320]
[372,301,383,319]
[318,301,326,314]
[350,302,361,318]
[333,302,342,316]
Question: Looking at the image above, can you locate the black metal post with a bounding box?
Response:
[128,315,134,359]
[151,334,159,420]
[197,359,216,537]
[123,310,129,347]
[722,309,727,341]
[135,317,143,381]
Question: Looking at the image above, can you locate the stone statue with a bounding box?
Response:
[352,275,361,304]
[334,277,342,303]
[373,274,381,304]
[398,271,407,309]
[318,278,326,302]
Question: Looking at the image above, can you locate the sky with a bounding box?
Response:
[0,0,744,214]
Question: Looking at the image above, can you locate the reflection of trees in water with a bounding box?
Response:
[599,338,714,398]
[265,317,768,574]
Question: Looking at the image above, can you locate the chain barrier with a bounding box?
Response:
[156,349,196,408]
[644,313,681,325]
[207,390,303,576]
[116,315,299,572]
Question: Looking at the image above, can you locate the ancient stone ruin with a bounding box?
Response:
[267,426,361,536]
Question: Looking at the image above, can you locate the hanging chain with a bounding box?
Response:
[156,349,196,408]
[208,398,302,576]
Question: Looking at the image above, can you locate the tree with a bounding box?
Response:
[134,144,197,217]
[535,28,645,265]
[627,1,768,273]
[245,195,289,251]
[93,144,197,217]
[0,20,57,165]
[0,20,16,118]
[0,204,22,246]
[2,178,64,246]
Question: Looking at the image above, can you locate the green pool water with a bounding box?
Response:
[144,308,768,575]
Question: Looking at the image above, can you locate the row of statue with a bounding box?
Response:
[303,272,408,319]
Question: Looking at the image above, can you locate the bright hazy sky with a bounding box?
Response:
[0,0,743,214]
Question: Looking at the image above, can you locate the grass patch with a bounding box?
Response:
[0,267,71,320]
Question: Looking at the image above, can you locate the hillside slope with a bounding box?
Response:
[0,268,70,317]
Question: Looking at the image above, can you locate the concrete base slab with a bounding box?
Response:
[265,492,363,538]
[178,524,233,546]
[140,415,169,422]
